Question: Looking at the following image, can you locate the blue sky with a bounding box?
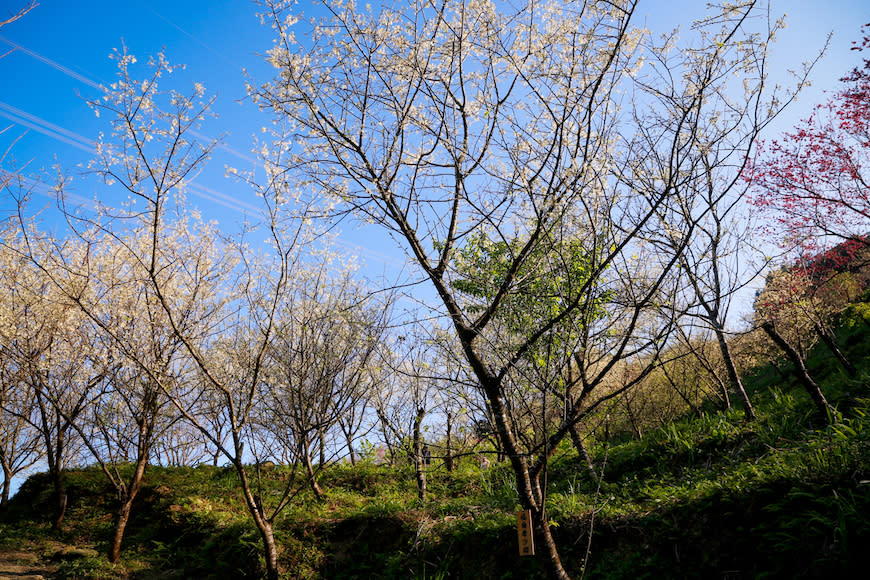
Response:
[0,0,868,271]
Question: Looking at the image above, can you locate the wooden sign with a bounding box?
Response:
[516,509,535,556]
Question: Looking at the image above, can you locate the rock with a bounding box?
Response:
[0,549,55,580]
[54,546,99,560]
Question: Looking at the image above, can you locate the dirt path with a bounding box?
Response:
[0,549,57,580]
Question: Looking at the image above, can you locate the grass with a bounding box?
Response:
[2,311,869,578]
[2,392,867,579]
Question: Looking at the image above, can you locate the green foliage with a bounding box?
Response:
[450,231,607,354]
[56,556,121,580]
[2,393,868,579]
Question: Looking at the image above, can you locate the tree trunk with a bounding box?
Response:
[375,407,397,466]
[52,466,67,529]
[716,371,732,411]
[713,325,756,420]
[302,447,324,499]
[318,427,326,466]
[483,380,570,578]
[257,519,280,580]
[0,454,13,508]
[108,457,148,562]
[110,498,133,563]
[1,470,10,508]
[533,505,571,580]
[412,407,426,502]
[48,425,67,529]
[235,462,281,580]
[762,321,834,421]
[815,324,857,377]
[456,323,571,577]
[569,423,597,482]
[346,434,357,466]
[444,411,454,472]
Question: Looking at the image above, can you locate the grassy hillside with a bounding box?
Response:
[2,307,870,579]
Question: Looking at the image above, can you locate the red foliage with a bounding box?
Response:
[745,25,870,254]
[802,236,868,282]
[754,236,869,322]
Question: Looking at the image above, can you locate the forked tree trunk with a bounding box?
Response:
[301,437,324,499]
[236,465,280,580]
[482,378,570,579]
[762,321,834,421]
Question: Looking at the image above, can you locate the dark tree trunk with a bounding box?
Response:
[0,449,10,508]
[412,407,426,502]
[534,505,570,580]
[108,457,148,562]
[762,321,835,421]
[52,466,67,529]
[482,378,570,579]
[1,469,10,507]
[237,464,280,580]
[346,434,357,466]
[569,423,597,481]
[816,324,857,377]
[46,422,68,529]
[714,326,756,420]
[451,295,573,577]
[110,499,133,563]
[301,439,324,499]
[444,411,454,472]
[318,427,326,466]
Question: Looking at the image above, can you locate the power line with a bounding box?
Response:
[0,100,403,266]
[134,1,240,69]
[0,35,258,167]
[0,100,95,153]
[0,31,402,268]
[0,34,106,91]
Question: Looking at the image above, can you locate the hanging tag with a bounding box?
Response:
[517,509,535,556]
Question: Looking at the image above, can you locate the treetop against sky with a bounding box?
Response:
[0,0,866,272]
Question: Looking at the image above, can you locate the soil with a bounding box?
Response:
[0,548,57,580]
